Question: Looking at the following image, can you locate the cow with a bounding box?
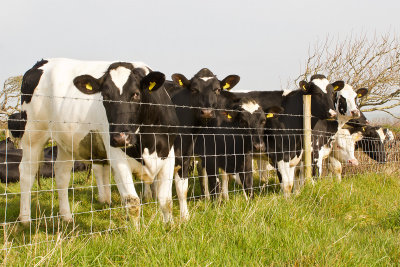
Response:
[306,83,368,181]
[146,68,240,220]
[16,58,175,225]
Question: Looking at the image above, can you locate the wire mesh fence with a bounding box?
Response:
[0,99,398,251]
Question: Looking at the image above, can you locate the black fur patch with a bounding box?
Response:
[194,68,215,78]
[8,111,27,138]
[337,95,347,115]
[21,60,48,104]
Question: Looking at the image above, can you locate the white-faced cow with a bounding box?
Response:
[16,58,176,224]
[311,83,368,179]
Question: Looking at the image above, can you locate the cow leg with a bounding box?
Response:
[174,172,189,220]
[239,155,254,198]
[155,151,174,223]
[109,148,140,221]
[276,160,294,197]
[220,169,229,201]
[143,183,153,202]
[19,131,50,224]
[93,164,111,205]
[328,156,342,182]
[197,160,210,200]
[54,146,74,222]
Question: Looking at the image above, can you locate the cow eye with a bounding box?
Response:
[191,88,199,94]
[214,88,221,95]
[261,120,266,125]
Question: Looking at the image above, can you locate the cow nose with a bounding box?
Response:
[329,109,337,118]
[200,109,213,118]
[253,142,266,152]
[351,110,360,118]
[112,132,130,147]
[348,158,359,166]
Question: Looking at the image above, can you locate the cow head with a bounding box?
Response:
[299,74,343,120]
[171,68,240,123]
[333,129,362,166]
[333,83,368,120]
[355,125,387,163]
[73,62,165,147]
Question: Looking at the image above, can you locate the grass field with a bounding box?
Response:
[1,171,399,265]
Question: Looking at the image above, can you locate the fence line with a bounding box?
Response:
[0,99,398,251]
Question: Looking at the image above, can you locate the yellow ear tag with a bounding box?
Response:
[334,85,339,91]
[227,114,232,119]
[85,83,93,90]
[266,113,274,118]
[357,93,363,97]
[149,82,156,90]
[362,127,366,132]
[302,84,306,90]
[179,80,183,86]
[223,83,230,90]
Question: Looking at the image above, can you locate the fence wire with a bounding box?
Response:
[0,101,398,251]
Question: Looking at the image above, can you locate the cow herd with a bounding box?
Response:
[1,58,395,225]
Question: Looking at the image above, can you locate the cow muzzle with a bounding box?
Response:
[350,110,360,118]
[111,132,132,147]
[200,108,214,119]
[348,158,359,166]
[253,142,266,153]
[328,109,337,118]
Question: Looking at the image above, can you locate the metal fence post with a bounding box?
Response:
[303,95,312,182]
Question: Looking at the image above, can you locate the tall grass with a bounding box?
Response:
[1,172,399,265]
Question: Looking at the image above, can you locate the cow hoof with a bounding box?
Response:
[125,196,141,220]
[99,197,112,206]
[18,215,31,226]
[180,211,189,222]
[61,213,73,223]
[142,189,153,203]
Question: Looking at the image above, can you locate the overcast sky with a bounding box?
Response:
[1,0,399,117]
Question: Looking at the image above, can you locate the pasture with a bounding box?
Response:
[1,169,400,265]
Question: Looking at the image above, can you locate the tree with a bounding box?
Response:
[1,75,22,123]
[293,33,400,118]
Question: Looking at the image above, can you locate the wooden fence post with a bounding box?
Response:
[303,95,312,182]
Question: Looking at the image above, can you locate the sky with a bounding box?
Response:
[1,0,399,118]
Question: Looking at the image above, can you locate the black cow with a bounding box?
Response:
[164,68,240,219]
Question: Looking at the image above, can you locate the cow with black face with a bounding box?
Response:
[17,58,172,225]
[164,68,240,220]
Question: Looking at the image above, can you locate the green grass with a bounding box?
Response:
[1,172,400,265]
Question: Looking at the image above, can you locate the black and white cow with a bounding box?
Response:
[311,84,368,179]
[163,68,240,219]
[16,58,176,224]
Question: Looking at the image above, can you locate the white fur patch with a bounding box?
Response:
[200,77,214,82]
[311,78,329,94]
[110,66,131,95]
[376,128,385,142]
[241,101,260,114]
[386,130,395,141]
[282,89,292,96]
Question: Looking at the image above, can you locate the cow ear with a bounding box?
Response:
[141,71,165,92]
[265,106,284,118]
[356,88,368,98]
[299,81,310,92]
[73,75,102,94]
[171,73,190,88]
[220,75,240,91]
[352,132,363,142]
[332,81,345,91]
